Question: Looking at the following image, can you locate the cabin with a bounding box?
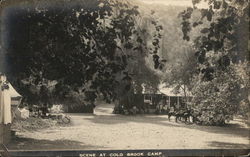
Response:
[142,92,163,113]
[141,87,193,113]
[160,87,193,109]
[115,86,193,114]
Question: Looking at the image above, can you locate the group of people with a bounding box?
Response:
[155,99,202,124]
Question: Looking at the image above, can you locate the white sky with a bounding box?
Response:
[139,0,208,8]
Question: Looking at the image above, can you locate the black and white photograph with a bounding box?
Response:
[0,0,249,156]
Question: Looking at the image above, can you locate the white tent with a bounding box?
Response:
[8,83,22,106]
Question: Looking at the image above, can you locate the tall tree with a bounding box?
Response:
[164,47,197,104]
[179,0,249,124]
[4,0,163,108]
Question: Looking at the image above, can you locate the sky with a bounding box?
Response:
[139,0,208,8]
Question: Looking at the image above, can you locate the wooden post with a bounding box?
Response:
[168,96,170,108]
[177,96,180,109]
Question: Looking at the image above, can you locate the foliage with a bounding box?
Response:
[5,0,163,107]
[180,0,249,74]
[156,5,203,103]
[115,7,163,100]
[164,47,197,100]
[179,0,249,124]
[191,65,246,125]
[233,62,250,117]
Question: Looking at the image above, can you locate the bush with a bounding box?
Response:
[191,65,245,126]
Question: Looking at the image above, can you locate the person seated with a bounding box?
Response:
[162,104,168,114]
[169,106,175,113]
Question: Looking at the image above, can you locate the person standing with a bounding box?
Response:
[0,74,12,124]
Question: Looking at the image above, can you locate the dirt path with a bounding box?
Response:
[8,103,250,150]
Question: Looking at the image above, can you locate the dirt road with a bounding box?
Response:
[8,103,250,150]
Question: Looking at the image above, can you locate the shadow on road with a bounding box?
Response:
[7,136,105,150]
[207,141,250,149]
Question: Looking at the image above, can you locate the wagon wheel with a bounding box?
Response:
[62,116,71,124]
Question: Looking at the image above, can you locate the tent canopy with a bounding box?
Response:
[8,83,22,106]
[8,83,22,98]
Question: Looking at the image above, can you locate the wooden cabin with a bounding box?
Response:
[142,93,163,113]
[140,87,193,113]
[159,87,193,109]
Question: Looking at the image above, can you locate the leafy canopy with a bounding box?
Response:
[5,0,163,105]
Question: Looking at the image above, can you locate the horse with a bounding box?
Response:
[190,109,202,124]
[167,108,193,123]
[165,108,174,121]
[181,109,193,123]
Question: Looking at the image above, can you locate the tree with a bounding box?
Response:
[112,8,164,114]
[179,0,249,124]
[4,0,163,109]
[163,47,197,105]
[152,4,203,107]
[180,0,249,70]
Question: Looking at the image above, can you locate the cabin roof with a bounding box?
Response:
[159,87,193,97]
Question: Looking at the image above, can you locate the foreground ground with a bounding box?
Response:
[7,103,250,150]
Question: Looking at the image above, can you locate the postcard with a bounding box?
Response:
[0,0,249,156]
